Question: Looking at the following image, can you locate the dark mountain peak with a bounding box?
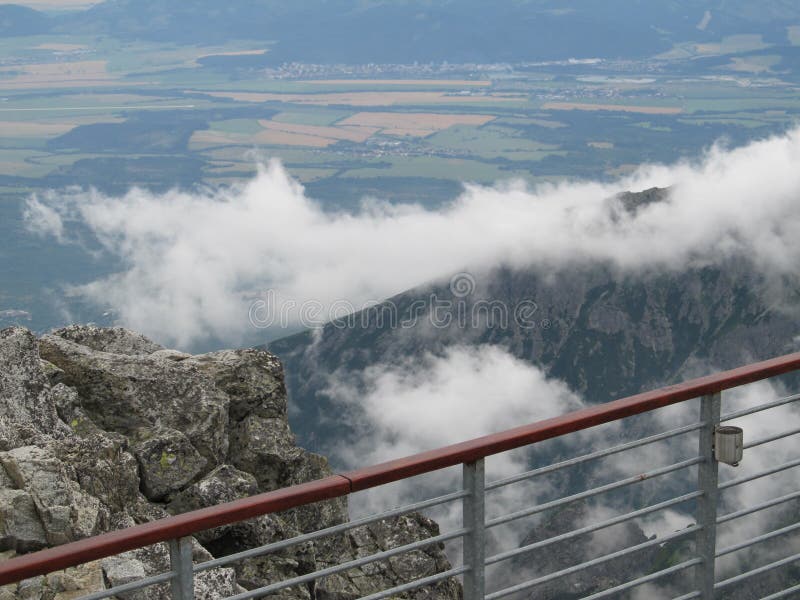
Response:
[614,186,672,215]
[0,4,51,36]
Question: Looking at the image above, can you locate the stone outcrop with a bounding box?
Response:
[0,325,460,600]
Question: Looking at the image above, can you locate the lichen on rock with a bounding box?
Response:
[0,326,461,599]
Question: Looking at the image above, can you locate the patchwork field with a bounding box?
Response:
[426,125,563,160]
[3,29,800,217]
[257,119,377,142]
[9,0,98,7]
[305,79,491,87]
[0,121,76,137]
[339,111,495,131]
[0,60,120,90]
[32,43,88,51]
[541,102,683,114]
[253,130,338,147]
[194,90,525,106]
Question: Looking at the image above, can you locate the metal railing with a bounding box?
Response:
[3,351,800,598]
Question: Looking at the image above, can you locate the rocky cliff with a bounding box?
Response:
[0,325,461,600]
[272,256,800,455]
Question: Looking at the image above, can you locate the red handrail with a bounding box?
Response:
[2,350,800,585]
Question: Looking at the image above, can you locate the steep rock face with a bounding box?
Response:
[271,259,800,453]
[508,502,657,599]
[0,326,460,600]
[0,328,68,451]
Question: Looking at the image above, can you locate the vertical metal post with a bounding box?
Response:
[169,536,195,600]
[695,392,721,599]
[463,459,486,600]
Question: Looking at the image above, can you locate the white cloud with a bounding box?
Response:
[325,343,583,469]
[324,344,584,570]
[22,127,800,347]
[23,192,65,242]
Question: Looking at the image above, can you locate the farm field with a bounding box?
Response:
[1,26,800,209]
[193,90,526,106]
[4,0,800,338]
[540,102,683,114]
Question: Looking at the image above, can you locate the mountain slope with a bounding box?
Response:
[57,0,800,62]
[269,188,800,454]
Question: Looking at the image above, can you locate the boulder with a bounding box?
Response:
[0,445,105,545]
[0,328,68,445]
[130,427,207,501]
[50,326,163,356]
[0,326,460,600]
[0,489,48,553]
[38,332,229,467]
[185,349,287,421]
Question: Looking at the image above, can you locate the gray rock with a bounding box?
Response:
[0,326,460,600]
[168,464,258,513]
[0,328,67,445]
[314,514,461,600]
[194,568,244,600]
[167,464,258,544]
[229,415,297,491]
[149,349,191,362]
[185,349,287,421]
[0,445,105,545]
[131,427,207,501]
[101,555,147,590]
[0,489,48,553]
[2,560,107,600]
[50,326,163,356]
[39,334,229,467]
[38,360,65,387]
[0,464,14,488]
[53,433,140,515]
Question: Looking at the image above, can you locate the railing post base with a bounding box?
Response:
[463,459,486,600]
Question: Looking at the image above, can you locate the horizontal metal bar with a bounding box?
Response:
[671,592,701,600]
[744,426,800,450]
[222,527,467,600]
[715,550,800,589]
[716,521,800,558]
[487,457,701,529]
[486,421,703,491]
[76,571,174,600]
[580,558,702,600]
[720,392,800,422]
[486,491,702,566]
[719,457,800,490]
[195,488,467,572]
[760,582,800,600]
[485,525,700,599]
[357,565,469,600]
[717,489,800,524]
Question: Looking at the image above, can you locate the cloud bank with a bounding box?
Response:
[23,126,800,347]
[325,343,583,469]
[325,345,800,592]
[324,344,584,580]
